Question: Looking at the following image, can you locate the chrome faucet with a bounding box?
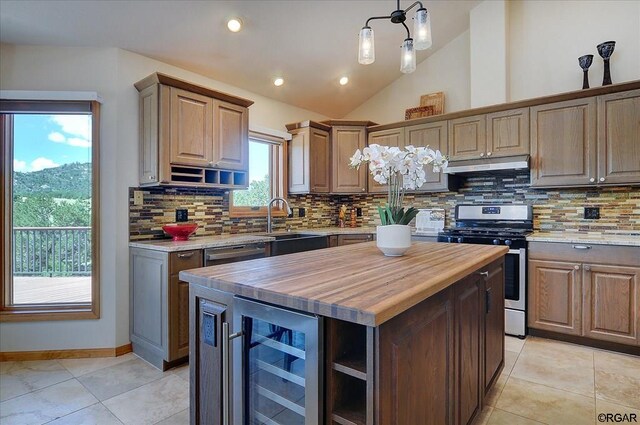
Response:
[267,197,292,233]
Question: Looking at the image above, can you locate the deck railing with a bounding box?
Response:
[12,227,91,276]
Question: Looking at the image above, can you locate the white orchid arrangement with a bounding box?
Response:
[350,144,448,225]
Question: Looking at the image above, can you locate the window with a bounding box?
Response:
[1,100,100,321]
[230,131,287,217]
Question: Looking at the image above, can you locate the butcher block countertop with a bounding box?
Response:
[180,242,508,327]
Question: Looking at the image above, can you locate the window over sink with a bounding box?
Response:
[230,131,287,217]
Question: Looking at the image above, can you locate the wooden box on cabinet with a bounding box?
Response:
[528,242,640,349]
[130,247,203,370]
[286,121,331,194]
[135,73,252,188]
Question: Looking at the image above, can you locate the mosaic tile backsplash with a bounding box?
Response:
[129,172,640,240]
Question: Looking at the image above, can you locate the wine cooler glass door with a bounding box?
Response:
[233,297,322,425]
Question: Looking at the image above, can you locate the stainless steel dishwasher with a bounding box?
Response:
[204,243,268,266]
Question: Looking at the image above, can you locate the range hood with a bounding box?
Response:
[443,155,529,174]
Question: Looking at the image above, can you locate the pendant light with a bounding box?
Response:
[357,0,432,73]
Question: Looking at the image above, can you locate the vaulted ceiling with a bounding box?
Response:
[0,0,479,117]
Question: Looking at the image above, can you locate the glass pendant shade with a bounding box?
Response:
[413,8,432,50]
[358,26,375,65]
[400,38,416,73]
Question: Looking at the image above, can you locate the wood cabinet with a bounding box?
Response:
[448,114,487,161]
[337,233,374,245]
[406,121,451,192]
[332,125,368,193]
[484,261,505,390]
[597,89,640,185]
[135,73,253,188]
[529,242,640,350]
[287,121,331,194]
[130,247,202,370]
[367,128,405,193]
[486,108,530,158]
[530,98,597,187]
[529,259,583,336]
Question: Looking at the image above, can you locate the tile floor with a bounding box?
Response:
[0,336,638,425]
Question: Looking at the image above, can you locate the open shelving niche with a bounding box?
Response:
[169,165,248,188]
[326,318,374,425]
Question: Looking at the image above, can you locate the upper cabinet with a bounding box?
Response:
[448,114,487,160]
[530,98,597,187]
[597,89,640,185]
[487,108,530,158]
[286,121,331,194]
[405,122,451,192]
[367,127,405,193]
[331,125,368,193]
[135,73,253,188]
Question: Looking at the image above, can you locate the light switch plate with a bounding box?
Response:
[133,190,144,206]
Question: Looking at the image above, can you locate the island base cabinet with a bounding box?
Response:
[376,259,504,425]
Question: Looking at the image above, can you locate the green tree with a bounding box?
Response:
[233,174,270,206]
[13,196,91,227]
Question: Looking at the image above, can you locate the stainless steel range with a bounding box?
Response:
[437,204,532,338]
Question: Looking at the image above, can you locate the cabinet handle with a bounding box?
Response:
[574,265,580,270]
[585,265,591,271]
[361,188,365,192]
[599,177,605,182]
[487,152,492,157]
[222,323,243,425]
[478,271,489,277]
[177,252,195,259]
[148,175,154,180]
[589,177,595,183]
[485,288,492,314]
[480,152,485,157]
[572,245,591,250]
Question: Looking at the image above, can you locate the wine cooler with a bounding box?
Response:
[229,297,323,425]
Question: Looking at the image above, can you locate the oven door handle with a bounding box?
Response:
[507,249,521,255]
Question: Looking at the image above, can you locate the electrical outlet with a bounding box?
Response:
[176,209,189,222]
[298,208,306,217]
[584,207,600,220]
[133,190,144,206]
[356,207,363,217]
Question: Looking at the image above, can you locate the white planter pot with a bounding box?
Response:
[376,224,412,257]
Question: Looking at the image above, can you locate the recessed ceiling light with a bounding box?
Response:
[339,76,349,86]
[273,78,284,87]
[227,18,242,32]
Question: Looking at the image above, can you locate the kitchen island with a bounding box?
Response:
[180,241,508,425]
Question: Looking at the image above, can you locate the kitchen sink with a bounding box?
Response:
[266,232,328,256]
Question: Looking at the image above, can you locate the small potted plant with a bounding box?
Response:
[350,144,447,256]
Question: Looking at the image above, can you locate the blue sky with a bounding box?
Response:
[13,114,92,173]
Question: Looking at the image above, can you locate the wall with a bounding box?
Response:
[0,43,329,352]
[344,30,471,123]
[345,0,640,123]
[130,175,640,239]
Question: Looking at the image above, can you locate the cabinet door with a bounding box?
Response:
[139,84,159,185]
[528,260,582,335]
[597,89,640,185]
[486,108,530,158]
[484,262,505,391]
[530,98,597,187]
[169,87,214,167]
[455,275,482,425]
[448,114,486,161]
[213,101,248,171]
[309,127,331,193]
[583,264,640,346]
[169,275,191,361]
[405,122,450,192]
[332,126,367,193]
[378,288,455,425]
[336,234,374,246]
[288,129,310,193]
[367,128,405,193]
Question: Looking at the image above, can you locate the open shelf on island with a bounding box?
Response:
[331,373,366,425]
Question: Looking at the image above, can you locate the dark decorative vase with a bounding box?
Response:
[597,41,616,86]
[578,54,594,89]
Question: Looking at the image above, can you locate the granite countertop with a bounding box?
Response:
[527,232,640,247]
[180,242,508,326]
[129,227,378,252]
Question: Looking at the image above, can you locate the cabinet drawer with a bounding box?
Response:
[528,242,639,267]
[337,234,374,245]
[170,250,203,274]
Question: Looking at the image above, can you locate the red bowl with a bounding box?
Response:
[162,223,199,241]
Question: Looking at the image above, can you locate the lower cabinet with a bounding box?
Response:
[329,233,375,247]
[528,242,640,349]
[484,261,505,391]
[130,248,202,370]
